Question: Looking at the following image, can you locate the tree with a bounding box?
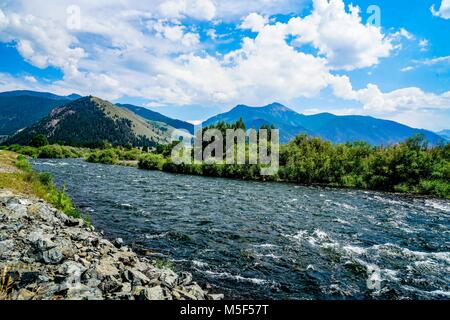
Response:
[29,134,49,147]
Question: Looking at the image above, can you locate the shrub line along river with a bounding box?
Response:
[31,158,450,300]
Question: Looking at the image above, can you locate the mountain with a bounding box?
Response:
[5,96,182,147]
[203,103,313,143]
[0,90,81,101]
[437,130,450,141]
[0,95,71,135]
[203,103,445,145]
[118,103,194,134]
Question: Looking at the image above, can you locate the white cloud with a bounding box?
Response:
[239,13,269,32]
[390,28,414,41]
[419,39,429,51]
[24,75,37,83]
[0,0,446,130]
[399,55,450,72]
[0,12,85,77]
[401,66,414,72]
[431,0,450,19]
[330,75,450,114]
[159,0,217,20]
[420,55,450,66]
[152,21,200,47]
[289,0,393,70]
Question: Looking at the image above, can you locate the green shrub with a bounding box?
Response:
[419,180,450,199]
[86,149,119,164]
[29,134,49,148]
[138,153,166,170]
[38,172,53,186]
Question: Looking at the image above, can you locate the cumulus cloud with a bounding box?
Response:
[431,0,450,19]
[330,75,450,114]
[289,0,393,70]
[152,21,200,47]
[239,13,269,32]
[0,0,446,128]
[0,12,85,77]
[159,0,217,20]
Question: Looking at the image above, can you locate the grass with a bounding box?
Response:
[153,259,174,270]
[0,151,91,226]
[0,267,13,300]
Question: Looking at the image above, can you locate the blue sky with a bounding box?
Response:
[0,0,449,130]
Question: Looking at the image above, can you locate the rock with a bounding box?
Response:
[178,272,193,286]
[99,276,122,293]
[123,268,150,286]
[42,248,64,264]
[173,288,197,300]
[65,285,103,300]
[28,230,54,251]
[63,217,84,227]
[113,238,124,248]
[33,282,61,300]
[110,292,134,300]
[159,270,178,288]
[0,191,217,301]
[58,261,87,277]
[16,288,35,300]
[8,270,43,289]
[94,258,120,278]
[208,294,224,300]
[187,283,207,300]
[139,286,165,300]
[27,204,59,224]
[0,239,14,257]
[111,250,136,266]
[120,282,132,293]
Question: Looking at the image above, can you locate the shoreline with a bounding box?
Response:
[0,189,223,300]
[0,151,223,300]
[82,157,450,201]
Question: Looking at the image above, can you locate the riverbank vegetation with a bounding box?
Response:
[1,144,87,159]
[138,130,449,199]
[85,147,142,165]
[0,151,90,224]
[2,128,449,198]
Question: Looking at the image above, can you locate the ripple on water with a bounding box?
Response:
[30,158,450,300]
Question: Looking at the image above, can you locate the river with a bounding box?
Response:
[31,158,450,300]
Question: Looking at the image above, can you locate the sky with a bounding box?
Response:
[0,0,449,131]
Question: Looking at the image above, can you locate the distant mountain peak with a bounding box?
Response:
[203,102,445,145]
[231,102,291,113]
[67,93,83,100]
[0,90,81,101]
[263,102,288,110]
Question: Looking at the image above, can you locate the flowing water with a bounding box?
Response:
[31,158,450,300]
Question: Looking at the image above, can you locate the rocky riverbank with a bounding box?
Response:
[0,189,223,300]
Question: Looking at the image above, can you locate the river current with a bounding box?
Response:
[31,158,450,300]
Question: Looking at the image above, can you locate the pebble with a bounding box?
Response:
[0,190,222,300]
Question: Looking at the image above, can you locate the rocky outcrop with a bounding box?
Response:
[0,190,223,300]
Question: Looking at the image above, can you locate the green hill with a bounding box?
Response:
[0,95,70,135]
[4,96,181,147]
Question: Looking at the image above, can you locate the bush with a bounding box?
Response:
[86,149,119,164]
[38,172,53,186]
[138,153,166,170]
[29,134,49,148]
[419,180,450,199]
[37,145,82,159]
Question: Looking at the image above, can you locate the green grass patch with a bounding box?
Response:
[2,154,91,225]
